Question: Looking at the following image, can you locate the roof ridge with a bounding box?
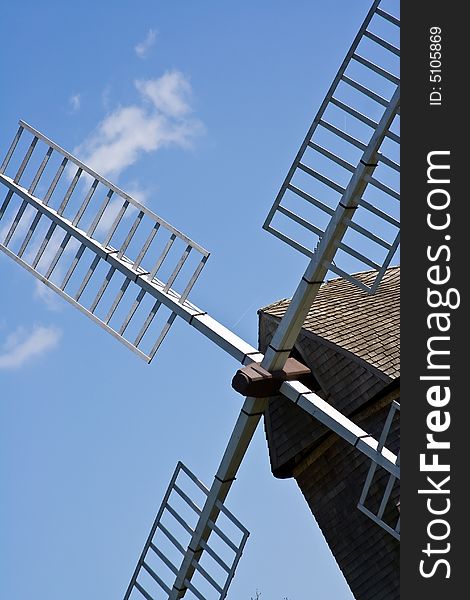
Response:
[259,265,400,313]
[323,264,400,285]
[258,265,400,378]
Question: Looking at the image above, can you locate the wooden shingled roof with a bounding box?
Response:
[259,266,400,379]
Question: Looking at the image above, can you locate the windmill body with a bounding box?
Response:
[260,267,400,599]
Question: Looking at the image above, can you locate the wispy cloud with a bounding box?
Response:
[74,70,203,179]
[124,181,150,206]
[29,71,202,310]
[101,85,112,110]
[34,281,63,311]
[69,94,81,113]
[135,29,157,59]
[136,71,192,117]
[0,325,62,369]
[0,205,36,245]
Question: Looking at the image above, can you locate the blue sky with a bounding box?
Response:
[0,1,397,598]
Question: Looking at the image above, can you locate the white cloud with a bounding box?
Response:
[134,29,157,59]
[16,71,202,311]
[75,105,164,178]
[0,325,62,369]
[69,94,81,112]
[93,184,149,236]
[101,85,112,110]
[136,71,191,117]
[74,71,203,179]
[124,181,150,206]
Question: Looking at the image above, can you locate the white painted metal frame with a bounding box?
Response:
[0,121,211,363]
[0,127,270,371]
[358,400,400,540]
[263,0,400,293]
[262,85,400,371]
[123,462,249,600]
[167,387,399,599]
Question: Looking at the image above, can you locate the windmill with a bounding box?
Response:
[0,0,400,598]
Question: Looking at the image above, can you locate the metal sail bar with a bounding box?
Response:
[167,384,399,599]
[0,105,402,599]
[0,122,278,367]
[263,0,400,293]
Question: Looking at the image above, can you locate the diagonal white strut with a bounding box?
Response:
[167,86,400,599]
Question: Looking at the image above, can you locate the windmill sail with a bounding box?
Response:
[0,121,209,362]
[357,400,400,540]
[123,462,249,600]
[263,0,400,293]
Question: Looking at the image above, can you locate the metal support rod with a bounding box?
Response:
[0,172,261,365]
[169,396,266,599]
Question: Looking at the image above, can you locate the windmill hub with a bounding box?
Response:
[231,357,311,397]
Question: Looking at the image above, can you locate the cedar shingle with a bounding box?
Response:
[260,266,400,378]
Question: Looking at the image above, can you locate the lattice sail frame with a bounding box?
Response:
[0,121,209,362]
[124,462,249,600]
[264,0,400,293]
[358,400,400,540]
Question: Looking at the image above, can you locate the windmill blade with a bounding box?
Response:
[263,0,400,293]
[263,84,399,372]
[0,120,268,366]
[280,380,399,477]
[165,376,400,599]
[123,462,249,600]
[167,395,265,599]
[0,121,213,362]
[357,400,400,540]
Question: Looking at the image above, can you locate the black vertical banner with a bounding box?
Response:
[402,2,467,598]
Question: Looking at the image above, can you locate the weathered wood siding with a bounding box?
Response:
[260,314,391,477]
